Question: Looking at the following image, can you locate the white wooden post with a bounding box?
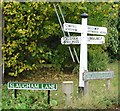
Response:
[78,13,88,94]
[62,13,108,96]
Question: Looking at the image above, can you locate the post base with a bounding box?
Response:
[78,87,84,96]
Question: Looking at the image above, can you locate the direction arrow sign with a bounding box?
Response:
[87,36,105,44]
[61,36,81,44]
[63,23,107,35]
[87,25,107,35]
[61,36,105,45]
[63,23,82,33]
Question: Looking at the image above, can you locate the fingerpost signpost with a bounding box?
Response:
[61,13,111,95]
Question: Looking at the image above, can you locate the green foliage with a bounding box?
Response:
[98,96,118,108]
[50,100,58,107]
[106,3,119,60]
[52,45,77,71]
[72,64,79,74]
[116,5,120,60]
[2,84,57,109]
[107,25,118,60]
[72,48,109,73]
[88,48,109,71]
[3,2,119,76]
[3,2,60,76]
[2,62,119,109]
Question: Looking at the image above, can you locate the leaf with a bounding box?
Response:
[50,99,58,106]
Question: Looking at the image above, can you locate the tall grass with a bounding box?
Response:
[51,61,118,109]
[2,61,118,109]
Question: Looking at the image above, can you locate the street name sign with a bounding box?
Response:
[7,82,57,90]
[83,71,114,81]
[63,23,82,33]
[61,36,81,44]
[87,25,107,35]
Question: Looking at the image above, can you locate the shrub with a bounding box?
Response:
[88,48,109,71]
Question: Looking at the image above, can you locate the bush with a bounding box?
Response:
[88,49,109,71]
[3,2,118,77]
[72,48,109,74]
[3,2,59,77]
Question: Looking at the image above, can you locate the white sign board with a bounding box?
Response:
[87,36,105,44]
[61,36,81,44]
[61,36,105,45]
[63,23,107,35]
[87,25,107,35]
[63,23,82,33]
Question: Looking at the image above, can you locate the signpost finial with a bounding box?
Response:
[81,13,88,18]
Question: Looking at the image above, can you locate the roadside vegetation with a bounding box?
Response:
[1,1,120,110]
[2,61,119,109]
